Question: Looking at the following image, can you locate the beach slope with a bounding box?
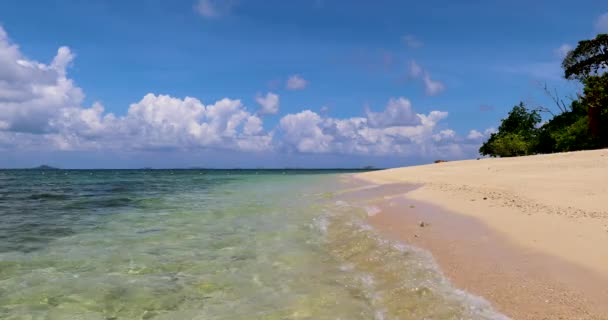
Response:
[356,149,608,319]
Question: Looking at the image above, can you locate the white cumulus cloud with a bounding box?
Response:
[278,97,465,158]
[596,12,608,33]
[194,0,235,18]
[365,97,420,128]
[433,129,456,142]
[422,73,446,96]
[0,25,487,162]
[555,44,573,59]
[408,60,445,96]
[0,26,84,133]
[279,110,334,153]
[255,92,280,115]
[466,127,496,142]
[466,129,484,140]
[286,75,308,90]
[408,60,423,78]
[0,25,272,153]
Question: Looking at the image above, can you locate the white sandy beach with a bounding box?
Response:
[355,149,608,319]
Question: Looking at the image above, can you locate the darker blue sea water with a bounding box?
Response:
[0,169,361,253]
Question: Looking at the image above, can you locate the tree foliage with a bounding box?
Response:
[481,34,608,157]
[479,103,541,157]
[563,34,608,81]
[580,73,608,145]
[481,133,534,157]
[495,102,541,135]
[535,100,591,153]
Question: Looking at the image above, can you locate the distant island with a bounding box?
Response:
[31,165,60,170]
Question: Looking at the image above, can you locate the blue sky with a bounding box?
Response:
[0,0,606,168]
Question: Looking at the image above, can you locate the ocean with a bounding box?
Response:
[0,169,506,319]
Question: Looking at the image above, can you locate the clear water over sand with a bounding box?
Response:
[0,170,506,319]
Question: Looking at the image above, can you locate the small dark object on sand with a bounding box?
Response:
[434,160,448,163]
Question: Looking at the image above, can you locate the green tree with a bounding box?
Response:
[481,34,608,157]
[551,116,596,151]
[479,103,541,157]
[536,100,593,153]
[559,33,608,149]
[562,34,608,81]
[481,133,533,157]
[580,73,608,146]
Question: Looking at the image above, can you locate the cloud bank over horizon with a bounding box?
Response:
[0,26,489,167]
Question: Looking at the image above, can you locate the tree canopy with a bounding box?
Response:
[563,34,608,80]
[581,73,608,145]
[479,103,541,157]
[481,33,608,157]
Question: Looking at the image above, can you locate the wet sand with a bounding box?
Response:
[351,150,608,319]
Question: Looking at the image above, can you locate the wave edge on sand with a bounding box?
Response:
[352,149,608,319]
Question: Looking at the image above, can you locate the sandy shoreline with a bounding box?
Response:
[352,149,608,319]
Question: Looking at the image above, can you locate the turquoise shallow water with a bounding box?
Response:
[0,170,507,319]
